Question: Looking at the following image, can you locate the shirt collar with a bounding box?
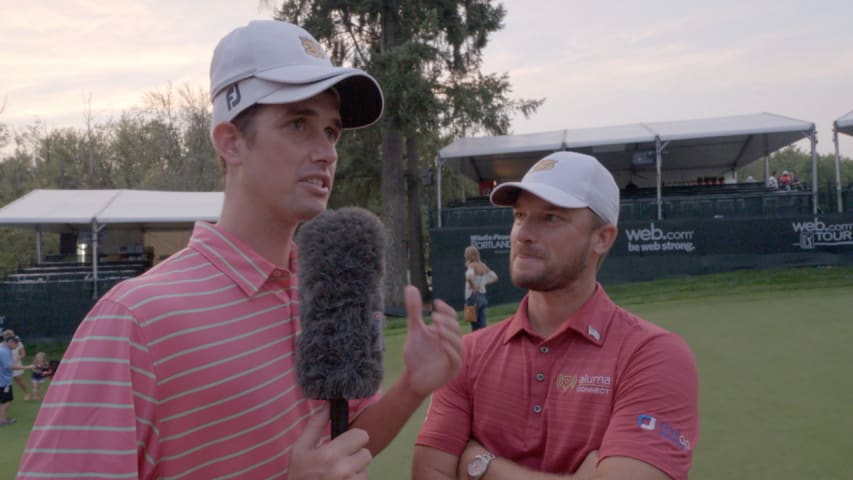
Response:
[503,283,616,346]
[188,221,297,297]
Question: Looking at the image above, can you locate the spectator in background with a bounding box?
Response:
[779,170,792,190]
[30,351,52,401]
[464,246,499,331]
[1,335,32,425]
[766,171,779,190]
[789,171,802,190]
[2,329,31,400]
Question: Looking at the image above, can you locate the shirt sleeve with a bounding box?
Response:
[0,349,11,369]
[465,268,475,283]
[18,298,160,479]
[599,332,699,480]
[415,343,472,456]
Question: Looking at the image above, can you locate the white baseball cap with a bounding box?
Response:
[490,151,620,226]
[210,20,384,133]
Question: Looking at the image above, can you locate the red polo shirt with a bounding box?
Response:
[20,222,379,479]
[417,285,699,480]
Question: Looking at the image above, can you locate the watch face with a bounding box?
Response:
[467,457,488,476]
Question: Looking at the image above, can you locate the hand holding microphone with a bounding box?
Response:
[288,404,371,480]
[293,206,463,475]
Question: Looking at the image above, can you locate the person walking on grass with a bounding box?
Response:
[2,329,31,400]
[1,335,32,426]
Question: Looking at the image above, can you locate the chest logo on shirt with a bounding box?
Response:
[556,372,611,395]
[556,374,577,392]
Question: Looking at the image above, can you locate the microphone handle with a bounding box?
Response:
[330,397,349,439]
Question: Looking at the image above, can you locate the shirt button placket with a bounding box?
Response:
[528,343,550,431]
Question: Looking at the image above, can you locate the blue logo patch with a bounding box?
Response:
[636,414,690,451]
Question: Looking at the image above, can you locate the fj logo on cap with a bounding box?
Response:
[300,36,326,59]
[530,158,557,173]
[226,84,242,111]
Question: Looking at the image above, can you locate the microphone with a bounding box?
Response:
[295,207,385,438]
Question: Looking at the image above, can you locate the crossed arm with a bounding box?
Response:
[413,442,671,480]
[412,331,697,480]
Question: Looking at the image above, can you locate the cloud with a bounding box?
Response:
[2,0,852,155]
[480,0,853,153]
[0,0,273,129]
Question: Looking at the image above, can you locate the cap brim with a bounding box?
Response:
[490,182,589,209]
[256,67,383,129]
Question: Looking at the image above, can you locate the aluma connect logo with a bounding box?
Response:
[791,219,853,249]
[556,373,611,395]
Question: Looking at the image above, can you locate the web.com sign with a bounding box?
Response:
[624,223,696,253]
[791,219,853,249]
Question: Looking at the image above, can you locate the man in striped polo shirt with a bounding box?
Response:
[414,152,699,480]
[19,20,463,480]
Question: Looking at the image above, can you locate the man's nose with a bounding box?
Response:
[310,136,338,166]
[512,218,535,243]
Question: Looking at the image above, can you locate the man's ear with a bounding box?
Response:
[213,122,244,167]
[592,223,618,256]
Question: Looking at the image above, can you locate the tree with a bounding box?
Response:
[0,98,9,151]
[142,83,220,191]
[276,1,541,308]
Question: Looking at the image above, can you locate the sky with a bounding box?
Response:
[2,0,853,155]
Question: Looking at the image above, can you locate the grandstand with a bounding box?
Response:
[430,112,853,308]
[5,259,150,285]
[0,190,223,340]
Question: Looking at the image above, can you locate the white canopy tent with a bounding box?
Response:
[437,112,820,223]
[0,189,223,296]
[833,110,853,212]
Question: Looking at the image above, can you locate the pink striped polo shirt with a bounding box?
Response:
[19,222,378,479]
[417,285,699,480]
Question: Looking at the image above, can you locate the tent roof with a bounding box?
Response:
[440,112,815,182]
[836,110,853,137]
[0,189,223,232]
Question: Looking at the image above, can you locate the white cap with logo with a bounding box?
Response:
[490,151,620,226]
[210,20,384,134]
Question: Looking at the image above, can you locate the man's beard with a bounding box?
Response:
[510,239,591,292]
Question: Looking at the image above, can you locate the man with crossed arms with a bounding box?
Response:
[414,151,699,480]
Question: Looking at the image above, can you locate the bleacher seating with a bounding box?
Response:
[439,189,815,227]
[3,260,149,285]
[620,182,771,200]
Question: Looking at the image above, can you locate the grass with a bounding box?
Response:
[2,266,852,479]
[372,266,853,479]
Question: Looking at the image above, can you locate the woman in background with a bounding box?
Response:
[463,246,498,331]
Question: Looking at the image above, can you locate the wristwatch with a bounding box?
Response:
[467,451,496,478]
